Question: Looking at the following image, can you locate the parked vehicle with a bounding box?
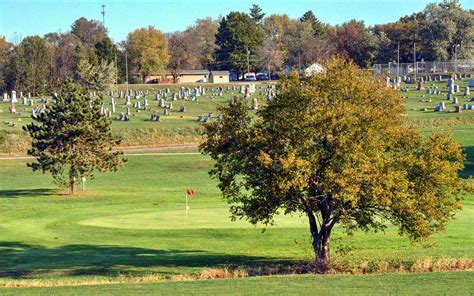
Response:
[256,73,269,81]
[244,73,257,81]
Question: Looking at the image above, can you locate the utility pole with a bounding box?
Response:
[397,41,400,79]
[101,4,106,27]
[115,53,118,95]
[454,44,460,73]
[413,42,416,81]
[246,48,250,74]
[125,51,129,94]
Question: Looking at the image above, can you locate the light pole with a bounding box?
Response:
[397,41,400,79]
[125,51,129,94]
[413,42,417,81]
[453,44,460,73]
[246,48,250,75]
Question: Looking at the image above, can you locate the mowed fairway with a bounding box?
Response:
[5,272,474,295]
[0,151,473,282]
[0,78,474,293]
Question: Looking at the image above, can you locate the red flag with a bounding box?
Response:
[186,189,195,196]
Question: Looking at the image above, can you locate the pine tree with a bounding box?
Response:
[249,4,265,24]
[24,79,126,194]
[300,10,325,37]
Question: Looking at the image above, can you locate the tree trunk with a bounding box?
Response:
[315,231,331,272]
[70,175,76,195]
[69,167,77,195]
[307,211,332,272]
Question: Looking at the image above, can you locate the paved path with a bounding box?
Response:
[0,145,200,160]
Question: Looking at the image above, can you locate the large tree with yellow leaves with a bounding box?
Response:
[126,26,169,83]
[200,58,470,271]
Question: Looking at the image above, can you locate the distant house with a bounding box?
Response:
[175,70,210,83]
[209,71,230,83]
[304,63,325,77]
[145,70,230,84]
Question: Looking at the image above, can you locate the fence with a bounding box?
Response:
[373,60,474,77]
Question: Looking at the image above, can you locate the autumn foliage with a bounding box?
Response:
[200,58,470,271]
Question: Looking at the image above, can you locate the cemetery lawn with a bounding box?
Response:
[0,78,472,152]
[3,272,474,295]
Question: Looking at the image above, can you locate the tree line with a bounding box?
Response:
[0,0,472,94]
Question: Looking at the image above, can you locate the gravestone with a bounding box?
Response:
[11,91,17,103]
[252,98,258,110]
[417,80,425,91]
[150,111,160,121]
[435,101,445,112]
[110,97,116,113]
[465,87,470,97]
[9,102,16,113]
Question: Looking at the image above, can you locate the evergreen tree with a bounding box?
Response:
[95,36,117,64]
[250,4,265,24]
[215,12,264,76]
[75,58,116,91]
[300,10,325,37]
[24,79,126,194]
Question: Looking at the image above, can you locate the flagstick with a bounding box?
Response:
[185,193,188,219]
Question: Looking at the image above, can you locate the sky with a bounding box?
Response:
[0,0,473,43]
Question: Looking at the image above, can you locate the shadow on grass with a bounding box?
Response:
[461,146,474,179]
[0,242,280,278]
[0,189,55,199]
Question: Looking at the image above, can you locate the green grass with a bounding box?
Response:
[0,78,473,291]
[3,272,474,295]
[0,153,473,280]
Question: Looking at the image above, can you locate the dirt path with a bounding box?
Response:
[0,144,200,160]
[115,144,198,152]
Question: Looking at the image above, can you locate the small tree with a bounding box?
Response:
[24,79,126,194]
[200,58,470,271]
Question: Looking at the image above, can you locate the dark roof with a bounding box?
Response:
[210,71,230,75]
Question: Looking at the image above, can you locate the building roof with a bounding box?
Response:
[210,71,230,75]
[179,70,209,75]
